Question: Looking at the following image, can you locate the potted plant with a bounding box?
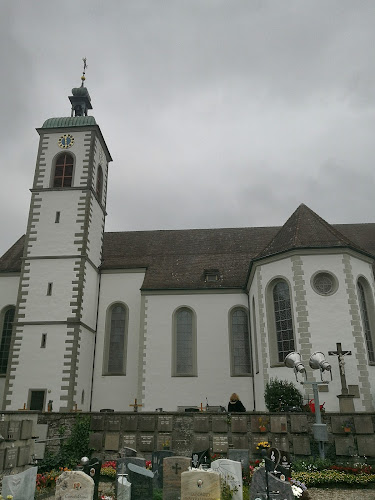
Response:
[258,417,267,432]
[342,421,353,433]
[256,441,270,452]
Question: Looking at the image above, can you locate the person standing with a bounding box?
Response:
[228,393,246,412]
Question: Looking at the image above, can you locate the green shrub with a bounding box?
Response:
[292,470,375,487]
[264,377,303,412]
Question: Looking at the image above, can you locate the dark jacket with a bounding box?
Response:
[228,400,246,412]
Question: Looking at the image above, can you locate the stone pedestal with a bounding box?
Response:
[337,394,355,413]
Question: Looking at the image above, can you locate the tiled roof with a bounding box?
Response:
[1,206,375,290]
[41,116,97,128]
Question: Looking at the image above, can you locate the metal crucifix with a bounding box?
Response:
[328,342,352,395]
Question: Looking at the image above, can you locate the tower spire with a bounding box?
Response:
[69,57,92,117]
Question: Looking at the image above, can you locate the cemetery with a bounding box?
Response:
[0,408,375,499]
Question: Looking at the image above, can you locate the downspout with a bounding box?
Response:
[247,289,256,411]
[89,270,102,412]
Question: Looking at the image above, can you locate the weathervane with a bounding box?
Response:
[81,57,87,87]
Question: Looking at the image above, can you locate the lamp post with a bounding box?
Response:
[284,351,332,459]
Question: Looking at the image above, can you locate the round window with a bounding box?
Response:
[312,272,338,296]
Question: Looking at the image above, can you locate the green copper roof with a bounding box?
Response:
[42,116,97,128]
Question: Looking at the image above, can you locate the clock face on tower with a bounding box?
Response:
[58,134,75,149]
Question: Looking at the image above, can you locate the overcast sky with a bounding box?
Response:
[1,1,375,256]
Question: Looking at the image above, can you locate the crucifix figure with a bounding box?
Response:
[328,342,352,395]
[129,398,143,412]
[172,463,181,475]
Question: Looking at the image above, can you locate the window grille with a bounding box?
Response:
[53,154,74,188]
[231,308,251,375]
[0,307,15,374]
[273,281,295,362]
[358,281,375,363]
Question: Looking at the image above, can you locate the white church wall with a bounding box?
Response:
[26,191,83,257]
[0,276,19,310]
[80,264,99,331]
[90,271,145,411]
[8,324,68,411]
[86,193,105,267]
[21,259,77,322]
[75,327,96,411]
[141,292,253,412]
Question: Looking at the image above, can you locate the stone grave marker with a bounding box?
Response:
[107,416,121,431]
[231,415,247,433]
[117,476,131,500]
[292,436,311,456]
[213,434,228,453]
[122,414,138,431]
[139,415,156,431]
[152,450,174,489]
[128,462,154,499]
[7,420,21,440]
[193,434,209,451]
[0,421,9,439]
[2,466,37,500]
[4,447,18,469]
[158,415,173,432]
[157,433,172,450]
[193,415,210,432]
[272,435,290,453]
[211,458,243,500]
[17,445,30,466]
[90,414,105,431]
[192,449,211,469]
[163,456,191,500]
[250,466,294,500]
[140,434,155,451]
[353,415,374,434]
[55,470,94,500]
[232,435,248,449]
[20,419,33,439]
[104,432,120,451]
[228,448,249,468]
[82,456,102,500]
[290,414,308,433]
[212,415,228,432]
[181,469,221,500]
[357,435,375,457]
[0,448,5,470]
[89,432,103,451]
[270,415,287,433]
[279,451,292,480]
[334,435,356,456]
[121,433,137,450]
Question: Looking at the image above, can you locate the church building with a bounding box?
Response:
[1,76,375,414]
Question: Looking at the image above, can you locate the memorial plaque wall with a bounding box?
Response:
[157,415,173,432]
[140,434,155,452]
[212,435,228,453]
[20,420,33,440]
[7,421,21,440]
[91,415,105,431]
[139,416,155,431]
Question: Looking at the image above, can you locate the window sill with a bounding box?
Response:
[230,374,252,377]
[270,362,285,368]
[172,374,198,377]
[102,373,126,377]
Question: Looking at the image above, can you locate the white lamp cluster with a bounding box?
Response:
[284,351,332,382]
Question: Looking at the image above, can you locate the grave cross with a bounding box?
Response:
[172,463,181,475]
[129,398,143,412]
[328,342,352,395]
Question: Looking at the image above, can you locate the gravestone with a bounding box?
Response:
[90,415,105,431]
[140,434,155,451]
[181,469,221,500]
[89,432,103,451]
[270,416,287,433]
[272,435,290,453]
[0,448,5,470]
[128,462,154,500]
[55,470,94,500]
[158,415,173,432]
[2,466,37,500]
[211,458,243,500]
[152,450,174,489]
[353,415,374,434]
[121,433,137,451]
[17,445,30,466]
[4,447,18,469]
[7,421,21,440]
[20,419,33,439]
[157,433,172,450]
[250,467,294,500]
[192,449,211,469]
[139,415,155,431]
[334,435,356,456]
[292,436,310,455]
[82,456,102,500]
[193,415,210,432]
[0,421,9,439]
[163,456,191,500]
[213,435,228,453]
[104,432,120,451]
[279,451,292,480]
[357,435,375,457]
[228,449,249,468]
[231,415,247,433]
[117,476,131,500]
[212,415,228,432]
[107,416,121,431]
[193,434,209,451]
[290,415,308,433]
[122,414,138,431]
[232,435,248,449]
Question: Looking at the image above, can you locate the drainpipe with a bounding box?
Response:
[89,270,102,412]
[247,289,256,411]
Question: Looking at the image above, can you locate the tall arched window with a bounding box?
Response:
[357,279,375,363]
[271,280,295,363]
[230,307,251,376]
[53,153,74,188]
[0,306,15,374]
[103,303,128,375]
[173,307,197,376]
[96,165,103,201]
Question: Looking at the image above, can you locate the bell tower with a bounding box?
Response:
[3,62,112,411]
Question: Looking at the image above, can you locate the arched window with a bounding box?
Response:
[357,279,375,363]
[53,153,74,188]
[103,303,128,375]
[96,165,103,201]
[230,307,251,376]
[173,307,197,376]
[273,281,295,363]
[0,306,15,374]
